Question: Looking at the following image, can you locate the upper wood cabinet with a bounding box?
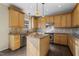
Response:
[72,4,79,27]
[9,7,24,28]
[66,14,71,27]
[53,14,71,28]
[9,9,19,27]
[49,16,54,24]
[61,14,67,27]
[54,15,61,27]
[18,12,24,27]
[43,13,71,28]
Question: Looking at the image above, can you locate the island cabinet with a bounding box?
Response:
[68,35,79,56]
[27,33,50,56]
[9,34,20,50]
[54,34,68,45]
[9,6,24,28]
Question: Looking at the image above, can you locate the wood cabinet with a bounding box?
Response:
[54,15,61,27]
[61,15,67,27]
[54,34,67,45]
[44,16,50,23]
[49,16,54,24]
[72,4,79,27]
[9,9,19,27]
[9,34,20,50]
[68,35,79,56]
[18,12,24,27]
[9,7,24,28]
[66,14,71,27]
[27,33,50,56]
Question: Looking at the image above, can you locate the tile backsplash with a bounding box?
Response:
[53,28,72,33]
[37,28,73,33]
[72,28,79,34]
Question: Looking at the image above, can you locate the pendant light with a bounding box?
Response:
[42,3,45,17]
[35,3,39,16]
[28,13,31,19]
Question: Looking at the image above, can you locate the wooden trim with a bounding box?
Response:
[8,5,25,14]
[45,12,71,17]
[71,3,78,13]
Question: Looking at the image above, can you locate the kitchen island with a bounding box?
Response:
[26,33,50,56]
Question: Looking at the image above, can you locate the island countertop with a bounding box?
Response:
[27,32,49,39]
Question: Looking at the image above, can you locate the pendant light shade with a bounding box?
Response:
[35,3,40,16]
[42,3,45,17]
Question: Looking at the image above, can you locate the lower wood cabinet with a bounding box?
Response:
[68,35,79,56]
[54,34,67,45]
[9,34,20,50]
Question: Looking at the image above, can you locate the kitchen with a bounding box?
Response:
[0,3,79,56]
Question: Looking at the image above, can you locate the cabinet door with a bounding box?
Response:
[72,4,79,27]
[19,13,24,27]
[76,5,79,26]
[49,16,54,24]
[9,9,19,27]
[54,34,67,45]
[60,34,67,45]
[9,35,20,50]
[54,15,61,27]
[14,35,20,50]
[72,9,77,27]
[66,14,71,27]
[45,16,50,23]
[61,15,66,27]
[54,34,60,44]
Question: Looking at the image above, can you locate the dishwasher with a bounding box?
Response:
[20,34,26,47]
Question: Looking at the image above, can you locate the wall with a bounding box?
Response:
[0,4,9,51]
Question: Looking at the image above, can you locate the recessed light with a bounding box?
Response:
[58,5,62,8]
[46,9,48,12]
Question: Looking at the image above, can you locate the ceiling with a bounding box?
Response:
[2,3,76,16]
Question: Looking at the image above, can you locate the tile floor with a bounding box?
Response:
[0,44,72,56]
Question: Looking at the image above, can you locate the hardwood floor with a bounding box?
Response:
[0,46,26,56]
[0,44,72,56]
[48,44,72,56]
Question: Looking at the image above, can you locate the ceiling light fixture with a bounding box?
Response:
[35,3,40,16]
[58,5,62,8]
[42,3,45,17]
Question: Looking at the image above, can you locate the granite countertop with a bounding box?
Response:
[27,32,49,39]
[71,33,79,39]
